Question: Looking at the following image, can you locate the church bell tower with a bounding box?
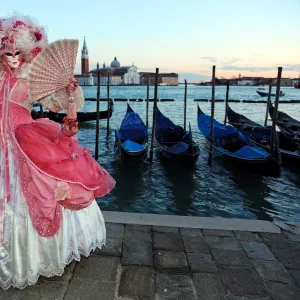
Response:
[81,36,89,75]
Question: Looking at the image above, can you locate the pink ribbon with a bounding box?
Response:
[0,71,12,243]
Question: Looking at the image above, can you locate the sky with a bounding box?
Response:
[1,0,300,82]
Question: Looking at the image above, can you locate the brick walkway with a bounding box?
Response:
[1,222,300,300]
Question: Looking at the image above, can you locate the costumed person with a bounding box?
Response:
[0,14,115,290]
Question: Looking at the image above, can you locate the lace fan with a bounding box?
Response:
[27,39,79,104]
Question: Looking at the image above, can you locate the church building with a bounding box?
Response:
[74,37,94,86]
[90,57,140,85]
[75,37,140,86]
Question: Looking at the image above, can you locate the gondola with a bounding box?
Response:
[155,108,200,166]
[269,103,300,151]
[197,106,280,177]
[256,90,285,97]
[31,100,113,123]
[31,109,112,123]
[114,104,148,164]
[227,106,300,165]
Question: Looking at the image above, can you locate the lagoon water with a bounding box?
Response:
[77,85,300,222]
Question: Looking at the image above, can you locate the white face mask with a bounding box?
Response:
[5,50,22,69]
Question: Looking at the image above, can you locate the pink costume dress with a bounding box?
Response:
[0,63,115,289]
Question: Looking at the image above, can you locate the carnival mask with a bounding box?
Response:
[3,50,23,69]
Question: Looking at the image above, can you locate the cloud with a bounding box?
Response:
[220,65,275,72]
[200,56,218,63]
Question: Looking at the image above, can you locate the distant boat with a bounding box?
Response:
[114,104,148,164]
[257,87,265,90]
[256,90,285,97]
[294,82,300,89]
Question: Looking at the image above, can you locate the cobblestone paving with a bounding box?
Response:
[1,223,300,300]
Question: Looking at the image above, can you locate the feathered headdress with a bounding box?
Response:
[0,14,48,60]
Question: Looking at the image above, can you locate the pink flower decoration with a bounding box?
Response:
[31,47,42,57]
[13,21,26,28]
[54,182,72,201]
[34,31,43,41]
[1,36,8,43]
[9,38,14,44]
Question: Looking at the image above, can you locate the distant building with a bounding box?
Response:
[272,78,292,86]
[139,72,178,86]
[292,78,300,86]
[90,57,140,85]
[237,79,257,86]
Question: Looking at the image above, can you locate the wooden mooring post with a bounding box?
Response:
[224,80,230,125]
[184,79,187,131]
[208,65,216,165]
[95,62,100,160]
[264,82,272,127]
[146,75,150,127]
[150,68,159,162]
[106,74,110,137]
[270,67,282,156]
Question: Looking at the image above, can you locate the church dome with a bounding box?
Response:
[111,57,120,68]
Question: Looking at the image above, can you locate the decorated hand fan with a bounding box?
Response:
[27,39,80,115]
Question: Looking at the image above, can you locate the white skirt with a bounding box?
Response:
[0,197,106,290]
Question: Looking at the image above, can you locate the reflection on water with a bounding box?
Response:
[82,86,300,222]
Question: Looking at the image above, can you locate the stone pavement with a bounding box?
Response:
[1,222,300,300]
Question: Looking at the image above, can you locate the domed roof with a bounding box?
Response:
[111,56,120,68]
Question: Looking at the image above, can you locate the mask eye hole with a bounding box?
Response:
[5,52,12,56]
[15,51,20,55]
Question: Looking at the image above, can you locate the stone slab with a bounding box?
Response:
[288,269,300,287]
[8,281,69,300]
[193,273,228,300]
[105,222,124,239]
[0,289,21,300]
[154,232,184,252]
[73,256,119,282]
[180,228,203,237]
[154,250,189,273]
[252,260,294,284]
[103,212,281,233]
[260,232,300,251]
[156,273,196,300]
[271,249,300,269]
[219,265,269,297]
[123,224,152,243]
[233,231,263,242]
[241,242,276,261]
[122,241,153,266]
[203,229,234,237]
[64,279,115,300]
[264,281,300,300]
[273,221,300,235]
[211,249,251,267]
[182,236,210,253]
[229,297,271,300]
[283,231,300,242]
[118,266,155,300]
[94,238,122,257]
[153,226,179,234]
[187,253,218,273]
[205,236,243,251]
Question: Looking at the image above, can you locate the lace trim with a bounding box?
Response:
[0,240,105,290]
